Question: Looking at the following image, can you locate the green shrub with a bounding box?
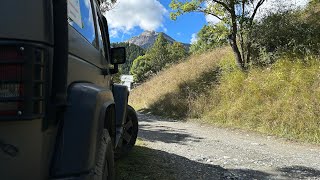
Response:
[190,23,229,54]
[130,55,152,82]
[250,6,320,65]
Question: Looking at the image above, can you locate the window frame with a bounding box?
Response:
[68,0,98,48]
[92,0,111,63]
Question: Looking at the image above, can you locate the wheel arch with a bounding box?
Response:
[51,82,115,178]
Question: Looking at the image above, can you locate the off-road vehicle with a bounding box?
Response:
[0,0,138,179]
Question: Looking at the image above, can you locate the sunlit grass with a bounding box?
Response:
[130,49,320,143]
[129,47,233,118]
[206,58,320,143]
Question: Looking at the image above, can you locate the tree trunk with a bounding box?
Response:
[229,34,245,70]
[229,10,245,70]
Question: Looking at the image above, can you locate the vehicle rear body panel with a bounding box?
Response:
[0,0,53,45]
[0,0,117,179]
[0,119,57,180]
[0,1,56,179]
[0,40,56,180]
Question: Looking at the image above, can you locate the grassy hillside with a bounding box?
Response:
[130,47,233,118]
[129,48,320,143]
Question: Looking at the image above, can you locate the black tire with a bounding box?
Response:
[116,105,138,158]
[94,129,115,180]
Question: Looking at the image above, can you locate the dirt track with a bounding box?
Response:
[138,113,320,180]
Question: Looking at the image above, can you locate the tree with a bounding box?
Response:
[130,33,190,82]
[147,33,171,72]
[309,0,320,5]
[170,0,267,69]
[190,22,229,54]
[100,0,117,12]
[250,2,320,64]
[130,55,152,82]
[169,42,188,62]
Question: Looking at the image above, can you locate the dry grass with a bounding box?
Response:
[130,48,320,143]
[205,58,320,143]
[129,47,233,118]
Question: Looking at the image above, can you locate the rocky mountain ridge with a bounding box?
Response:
[126,30,190,49]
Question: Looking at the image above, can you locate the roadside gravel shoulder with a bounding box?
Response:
[138,113,320,180]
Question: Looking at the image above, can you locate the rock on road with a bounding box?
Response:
[138,113,320,180]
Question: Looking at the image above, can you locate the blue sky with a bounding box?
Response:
[104,0,308,44]
[104,0,210,44]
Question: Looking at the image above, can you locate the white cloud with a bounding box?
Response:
[257,0,309,18]
[104,0,168,35]
[205,15,220,25]
[110,29,119,38]
[190,33,198,44]
[203,0,308,23]
[204,2,220,24]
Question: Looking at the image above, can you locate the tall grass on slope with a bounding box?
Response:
[205,57,320,143]
[129,47,233,119]
[130,47,320,143]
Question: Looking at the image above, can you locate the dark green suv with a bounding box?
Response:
[0,0,138,179]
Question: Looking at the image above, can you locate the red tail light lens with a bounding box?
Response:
[0,64,23,80]
[0,46,22,60]
[0,46,24,116]
[0,44,46,119]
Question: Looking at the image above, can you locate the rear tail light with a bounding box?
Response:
[0,44,46,119]
[0,83,23,115]
[0,47,23,116]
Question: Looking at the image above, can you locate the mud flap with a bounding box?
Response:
[112,84,129,148]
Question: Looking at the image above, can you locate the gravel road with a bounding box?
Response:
[138,113,320,180]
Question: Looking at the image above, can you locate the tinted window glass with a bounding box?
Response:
[94,6,106,57]
[68,0,96,47]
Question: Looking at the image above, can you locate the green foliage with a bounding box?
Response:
[111,42,145,74]
[130,55,152,82]
[190,22,229,54]
[250,4,320,65]
[100,0,117,12]
[169,42,188,63]
[130,33,189,82]
[170,0,268,69]
[309,0,320,5]
[147,33,172,72]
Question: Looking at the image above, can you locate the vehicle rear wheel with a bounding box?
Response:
[94,129,115,180]
[116,105,138,158]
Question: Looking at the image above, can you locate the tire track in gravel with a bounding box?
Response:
[138,113,320,180]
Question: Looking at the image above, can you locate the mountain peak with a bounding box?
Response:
[141,30,157,36]
[126,31,190,49]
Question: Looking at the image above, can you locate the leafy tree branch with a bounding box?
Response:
[170,0,267,70]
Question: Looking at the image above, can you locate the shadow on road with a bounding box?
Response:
[138,124,203,144]
[116,145,320,180]
[277,166,320,179]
